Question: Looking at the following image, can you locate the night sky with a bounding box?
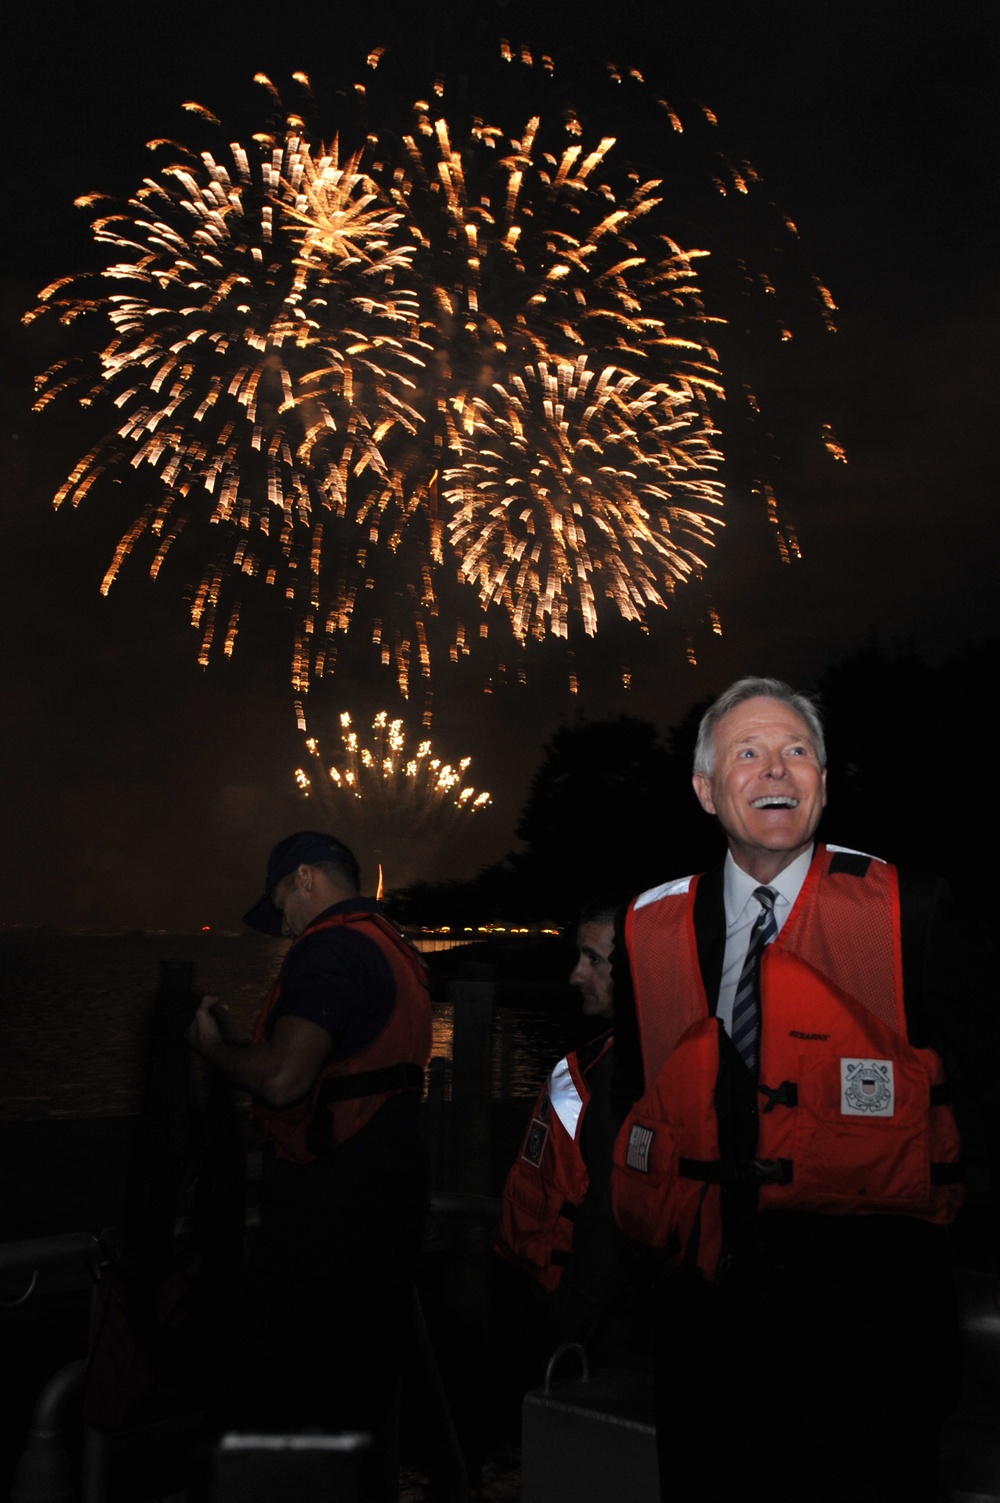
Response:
[2,1,997,931]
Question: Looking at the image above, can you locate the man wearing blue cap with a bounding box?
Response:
[188,831,432,1449]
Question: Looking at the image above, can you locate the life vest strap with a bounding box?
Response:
[755,1080,952,1112]
[680,1156,794,1187]
[305,1062,425,1156]
[317,1061,425,1103]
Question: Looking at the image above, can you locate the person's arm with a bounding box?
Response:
[188,996,332,1108]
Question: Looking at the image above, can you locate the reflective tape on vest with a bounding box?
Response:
[548,1054,586,1140]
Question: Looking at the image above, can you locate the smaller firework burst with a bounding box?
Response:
[294,709,491,890]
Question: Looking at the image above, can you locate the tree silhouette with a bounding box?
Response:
[817,639,998,929]
[510,715,719,920]
[392,639,1000,935]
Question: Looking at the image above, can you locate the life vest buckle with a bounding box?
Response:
[748,1157,793,1186]
[758,1080,798,1114]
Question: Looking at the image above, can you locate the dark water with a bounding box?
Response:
[0,933,573,1122]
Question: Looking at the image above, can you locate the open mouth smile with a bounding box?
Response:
[750,796,799,809]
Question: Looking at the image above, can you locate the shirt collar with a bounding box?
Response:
[333,896,381,914]
[723,845,814,931]
[304,896,382,930]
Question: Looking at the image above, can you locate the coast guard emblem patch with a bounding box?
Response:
[522,1119,549,1167]
[841,1058,894,1117]
[626,1124,654,1173]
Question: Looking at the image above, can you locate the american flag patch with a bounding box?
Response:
[626,1124,654,1174]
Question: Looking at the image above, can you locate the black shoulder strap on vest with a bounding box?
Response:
[575,1029,614,1076]
[827,850,872,878]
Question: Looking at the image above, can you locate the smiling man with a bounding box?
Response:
[691,690,827,882]
[613,677,1000,1503]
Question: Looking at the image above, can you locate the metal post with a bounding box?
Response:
[449,964,495,1195]
[424,1055,453,1189]
[10,1359,88,1503]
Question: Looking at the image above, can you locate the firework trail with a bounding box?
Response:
[26,109,428,691]
[378,69,727,651]
[295,709,491,890]
[27,47,834,693]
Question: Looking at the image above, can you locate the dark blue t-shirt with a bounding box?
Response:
[267,898,396,1061]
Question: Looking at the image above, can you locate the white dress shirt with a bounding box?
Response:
[714,846,813,1035]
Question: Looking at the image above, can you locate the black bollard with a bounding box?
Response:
[449,963,496,1195]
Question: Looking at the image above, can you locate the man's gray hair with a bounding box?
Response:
[693,677,826,775]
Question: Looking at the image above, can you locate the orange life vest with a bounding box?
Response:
[250,908,432,1164]
[495,1032,614,1293]
[612,846,963,1278]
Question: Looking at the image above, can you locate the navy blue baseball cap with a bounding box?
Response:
[243,831,361,934]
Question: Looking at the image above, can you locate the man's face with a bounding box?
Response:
[272,867,312,938]
[569,919,615,1019]
[692,696,827,880]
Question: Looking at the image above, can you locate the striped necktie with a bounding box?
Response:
[731,886,777,1073]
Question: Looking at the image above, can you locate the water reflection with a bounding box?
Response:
[0,934,572,1121]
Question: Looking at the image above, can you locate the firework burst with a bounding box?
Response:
[27,115,427,690]
[375,78,729,649]
[27,46,834,694]
[443,354,723,640]
[295,709,491,889]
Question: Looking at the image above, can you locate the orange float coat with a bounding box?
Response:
[496,1032,614,1293]
[613,846,963,1278]
[250,909,431,1164]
